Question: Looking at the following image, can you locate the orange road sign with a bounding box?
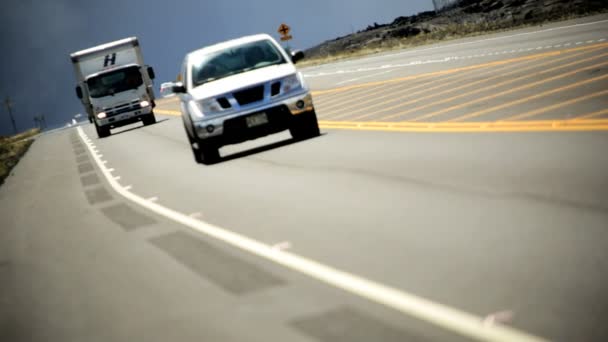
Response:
[278,23,291,36]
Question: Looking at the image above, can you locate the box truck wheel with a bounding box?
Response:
[95,122,110,138]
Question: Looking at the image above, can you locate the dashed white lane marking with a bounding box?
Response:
[189,212,203,219]
[271,241,292,251]
[600,38,606,42]
[304,38,606,78]
[483,311,515,327]
[335,69,394,86]
[76,126,548,342]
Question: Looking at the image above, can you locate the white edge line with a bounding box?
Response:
[76,126,547,342]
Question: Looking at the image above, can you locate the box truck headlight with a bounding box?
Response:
[97,112,107,119]
[140,100,150,107]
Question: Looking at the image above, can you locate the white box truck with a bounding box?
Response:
[70,37,156,138]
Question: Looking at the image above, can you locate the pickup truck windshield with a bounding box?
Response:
[192,40,286,87]
[87,65,143,98]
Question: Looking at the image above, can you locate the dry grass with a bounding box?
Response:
[299,11,608,67]
[0,128,40,186]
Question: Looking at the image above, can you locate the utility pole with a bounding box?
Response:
[4,97,17,134]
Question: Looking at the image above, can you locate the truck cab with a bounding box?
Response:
[71,37,157,138]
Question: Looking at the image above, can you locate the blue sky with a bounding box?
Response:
[0,0,432,135]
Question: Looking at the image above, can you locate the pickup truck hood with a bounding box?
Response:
[189,63,297,100]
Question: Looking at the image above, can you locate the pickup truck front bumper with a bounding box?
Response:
[192,91,314,142]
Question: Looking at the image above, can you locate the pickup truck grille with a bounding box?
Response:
[106,100,141,117]
[233,85,264,106]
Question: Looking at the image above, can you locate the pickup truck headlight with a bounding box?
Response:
[97,112,107,119]
[200,99,225,114]
[188,100,205,119]
[140,100,150,107]
[281,74,303,94]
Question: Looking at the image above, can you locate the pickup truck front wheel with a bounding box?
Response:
[198,142,220,165]
[290,110,320,141]
[142,112,156,126]
[95,122,110,138]
[185,127,219,165]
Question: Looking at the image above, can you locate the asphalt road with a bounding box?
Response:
[2,15,608,342]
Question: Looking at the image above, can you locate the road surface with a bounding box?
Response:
[2,14,608,342]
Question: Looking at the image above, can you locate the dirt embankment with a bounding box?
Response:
[303,0,608,64]
[0,128,39,187]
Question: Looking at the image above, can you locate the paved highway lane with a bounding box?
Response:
[3,14,608,342]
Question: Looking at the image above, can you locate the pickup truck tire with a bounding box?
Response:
[142,113,156,126]
[198,142,220,165]
[184,123,220,164]
[95,122,110,138]
[290,110,320,141]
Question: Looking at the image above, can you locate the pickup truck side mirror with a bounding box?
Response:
[75,86,83,99]
[147,66,156,80]
[171,82,186,94]
[291,50,305,64]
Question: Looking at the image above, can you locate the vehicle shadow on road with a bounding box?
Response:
[108,118,171,137]
[215,133,327,164]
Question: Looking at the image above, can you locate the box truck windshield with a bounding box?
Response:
[87,66,143,98]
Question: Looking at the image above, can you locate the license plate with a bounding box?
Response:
[246,112,269,128]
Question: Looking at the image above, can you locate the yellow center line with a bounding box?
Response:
[409,51,608,122]
[348,47,605,122]
[155,96,179,105]
[310,42,608,96]
[501,89,608,121]
[319,76,449,120]
[155,109,180,116]
[318,119,608,132]
[448,63,608,122]
[315,54,529,117]
[314,82,388,108]
[152,108,608,132]
[570,108,608,120]
[321,55,532,121]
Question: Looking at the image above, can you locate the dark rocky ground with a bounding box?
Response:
[304,0,608,61]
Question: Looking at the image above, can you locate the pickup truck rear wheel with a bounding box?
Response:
[95,122,110,138]
[142,112,156,126]
[290,110,320,140]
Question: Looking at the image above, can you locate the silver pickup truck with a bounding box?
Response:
[167,33,320,164]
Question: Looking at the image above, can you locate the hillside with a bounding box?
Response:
[303,0,608,62]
